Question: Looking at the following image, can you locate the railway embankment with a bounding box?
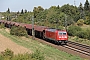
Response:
[0,28,85,60]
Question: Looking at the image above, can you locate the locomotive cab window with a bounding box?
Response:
[63,33,66,35]
[58,32,66,35]
[59,33,62,35]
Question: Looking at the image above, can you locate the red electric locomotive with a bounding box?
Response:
[45,28,68,44]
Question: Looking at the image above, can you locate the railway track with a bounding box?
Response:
[33,37,90,59]
[65,41,90,56]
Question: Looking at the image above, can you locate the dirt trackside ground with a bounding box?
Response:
[0,33,31,55]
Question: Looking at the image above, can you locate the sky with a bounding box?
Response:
[0,0,89,12]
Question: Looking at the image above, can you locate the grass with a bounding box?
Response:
[81,24,90,29]
[0,28,85,60]
[69,36,90,46]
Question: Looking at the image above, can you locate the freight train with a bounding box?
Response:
[0,20,68,44]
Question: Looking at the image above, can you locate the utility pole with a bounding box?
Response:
[65,14,67,31]
[74,0,76,6]
[32,16,34,40]
[56,19,58,29]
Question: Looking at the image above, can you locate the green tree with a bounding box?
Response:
[33,6,44,18]
[25,9,27,13]
[46,6,61,27]
[21,9,24,14]
[84,16,90,25]
[61,4,79,22]
[6,8,10,13]
[78,3,84,19]
[78,3,84,11]
[84,0,90,11]
[38,6,44,11]
[57,5,60,9]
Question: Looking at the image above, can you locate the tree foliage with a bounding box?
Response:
[0,49,45,60]
[77,19,84,26]
[6,8,10,13]
[10,26,27,36]
[25,9,27,13]
[31,49,44,60]
[68,26,82,36]
[76,29,90,40]
[78,3,85,19]
[84,16,90,25]
[0,23,5,28]
[33,6,44,18]
[1,0,90,33]
[84,0,90,11]
[1,48,14,59]
[21,9,24,14]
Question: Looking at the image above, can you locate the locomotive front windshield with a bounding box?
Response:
[58,32,66,35]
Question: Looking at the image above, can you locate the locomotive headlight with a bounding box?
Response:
[64,36,67,38]
[59,37,61,38]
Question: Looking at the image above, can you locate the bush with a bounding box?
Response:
[0,23,5,28]
[10,26,28,36]
[77,19,84,26]
[0,49,45,60]
[86,29,90,40]
[68,25,90,40]
[76,31,87,39]
[1,48,14,59]
[76,29,90,40]
[10,26,17,35]
[84,19,90,25]
[84,16,90,25]
[68,25,82,36]
[31,49,44,60]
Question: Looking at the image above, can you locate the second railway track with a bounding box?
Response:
[34,37,90,59]
[66,41,90,56]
